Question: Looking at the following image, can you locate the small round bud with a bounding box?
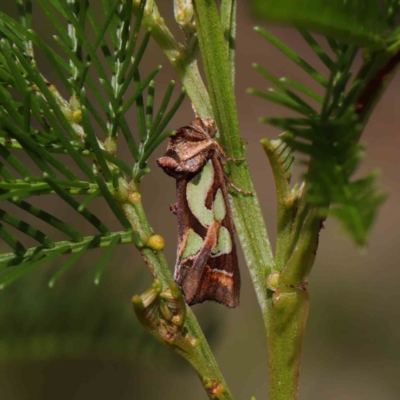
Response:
[203,378,225,397]
[185,334,200,347]
[128,191,141,204]
[104,137,117,154]
[172,314,184,327]
[147,234,165,251]
[72,110,82,124]
[284,193,297,208]
[174,0,194,27]
[203,377,213,389]
[266,272,280,291]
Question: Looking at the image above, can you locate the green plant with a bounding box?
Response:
[0,1,399,399]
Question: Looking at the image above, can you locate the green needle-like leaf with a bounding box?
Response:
[0,143,33,179]
[0,224,25,254]
[134,70,147,143]
[148,80,176,138]
[48,239,95,288]
[45,177,110,236]
[0,209,54,248]
[297,28,335,70]
[254,27,329,87]
[94,234,120,285]
[12,199,83,242]
[0,245,70,289]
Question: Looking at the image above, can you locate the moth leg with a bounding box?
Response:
[226,156,246,162]
[224,173,253,195]
[170,203,178,215]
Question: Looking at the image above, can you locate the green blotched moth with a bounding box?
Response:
[157,117,240,307]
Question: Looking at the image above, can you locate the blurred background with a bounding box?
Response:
[0,2,400,399]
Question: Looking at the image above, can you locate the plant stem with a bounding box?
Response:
[132,0,212,118]
[267,287,309,400]
[192,0,275,321]
[265,44,400,400]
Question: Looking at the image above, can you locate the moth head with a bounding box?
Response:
[191,117,217,138]
[200,118,217,138]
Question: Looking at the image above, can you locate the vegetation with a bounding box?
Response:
[0,1,399,399]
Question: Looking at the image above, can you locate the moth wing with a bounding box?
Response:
[173,158,240,307]
[190,246,240,308]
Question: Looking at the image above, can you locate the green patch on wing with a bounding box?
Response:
[213,189,226,222]
[212,226,232,256]
[186,160,214,227]
[182,229,203,259]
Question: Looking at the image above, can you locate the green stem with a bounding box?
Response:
[192,0,274,321]
[132,0,212,118]
[267,184,320,400]
[265,43,400,400]
[267,287,309,400]
[220,0,236,86]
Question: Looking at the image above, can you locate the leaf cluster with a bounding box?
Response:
[0,0,184,287]
[250,15,399,244]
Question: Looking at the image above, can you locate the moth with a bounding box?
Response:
[157,117,240,307]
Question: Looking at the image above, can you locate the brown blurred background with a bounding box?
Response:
[0,2,399,399]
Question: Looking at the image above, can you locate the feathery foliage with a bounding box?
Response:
[0,1,400,399]
[249,23,398,244]
[0,0,184,286]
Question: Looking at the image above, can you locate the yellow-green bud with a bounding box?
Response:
[185,334,200,348]
[173,0,194,27]
[284,193,297,208]
[172,314,184,327]
[72,110,82,124]
[128,191,141,204]
[147,234,165,251]
[266,272,280,291]
[48,84,57,93]
[104,137,117,154]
